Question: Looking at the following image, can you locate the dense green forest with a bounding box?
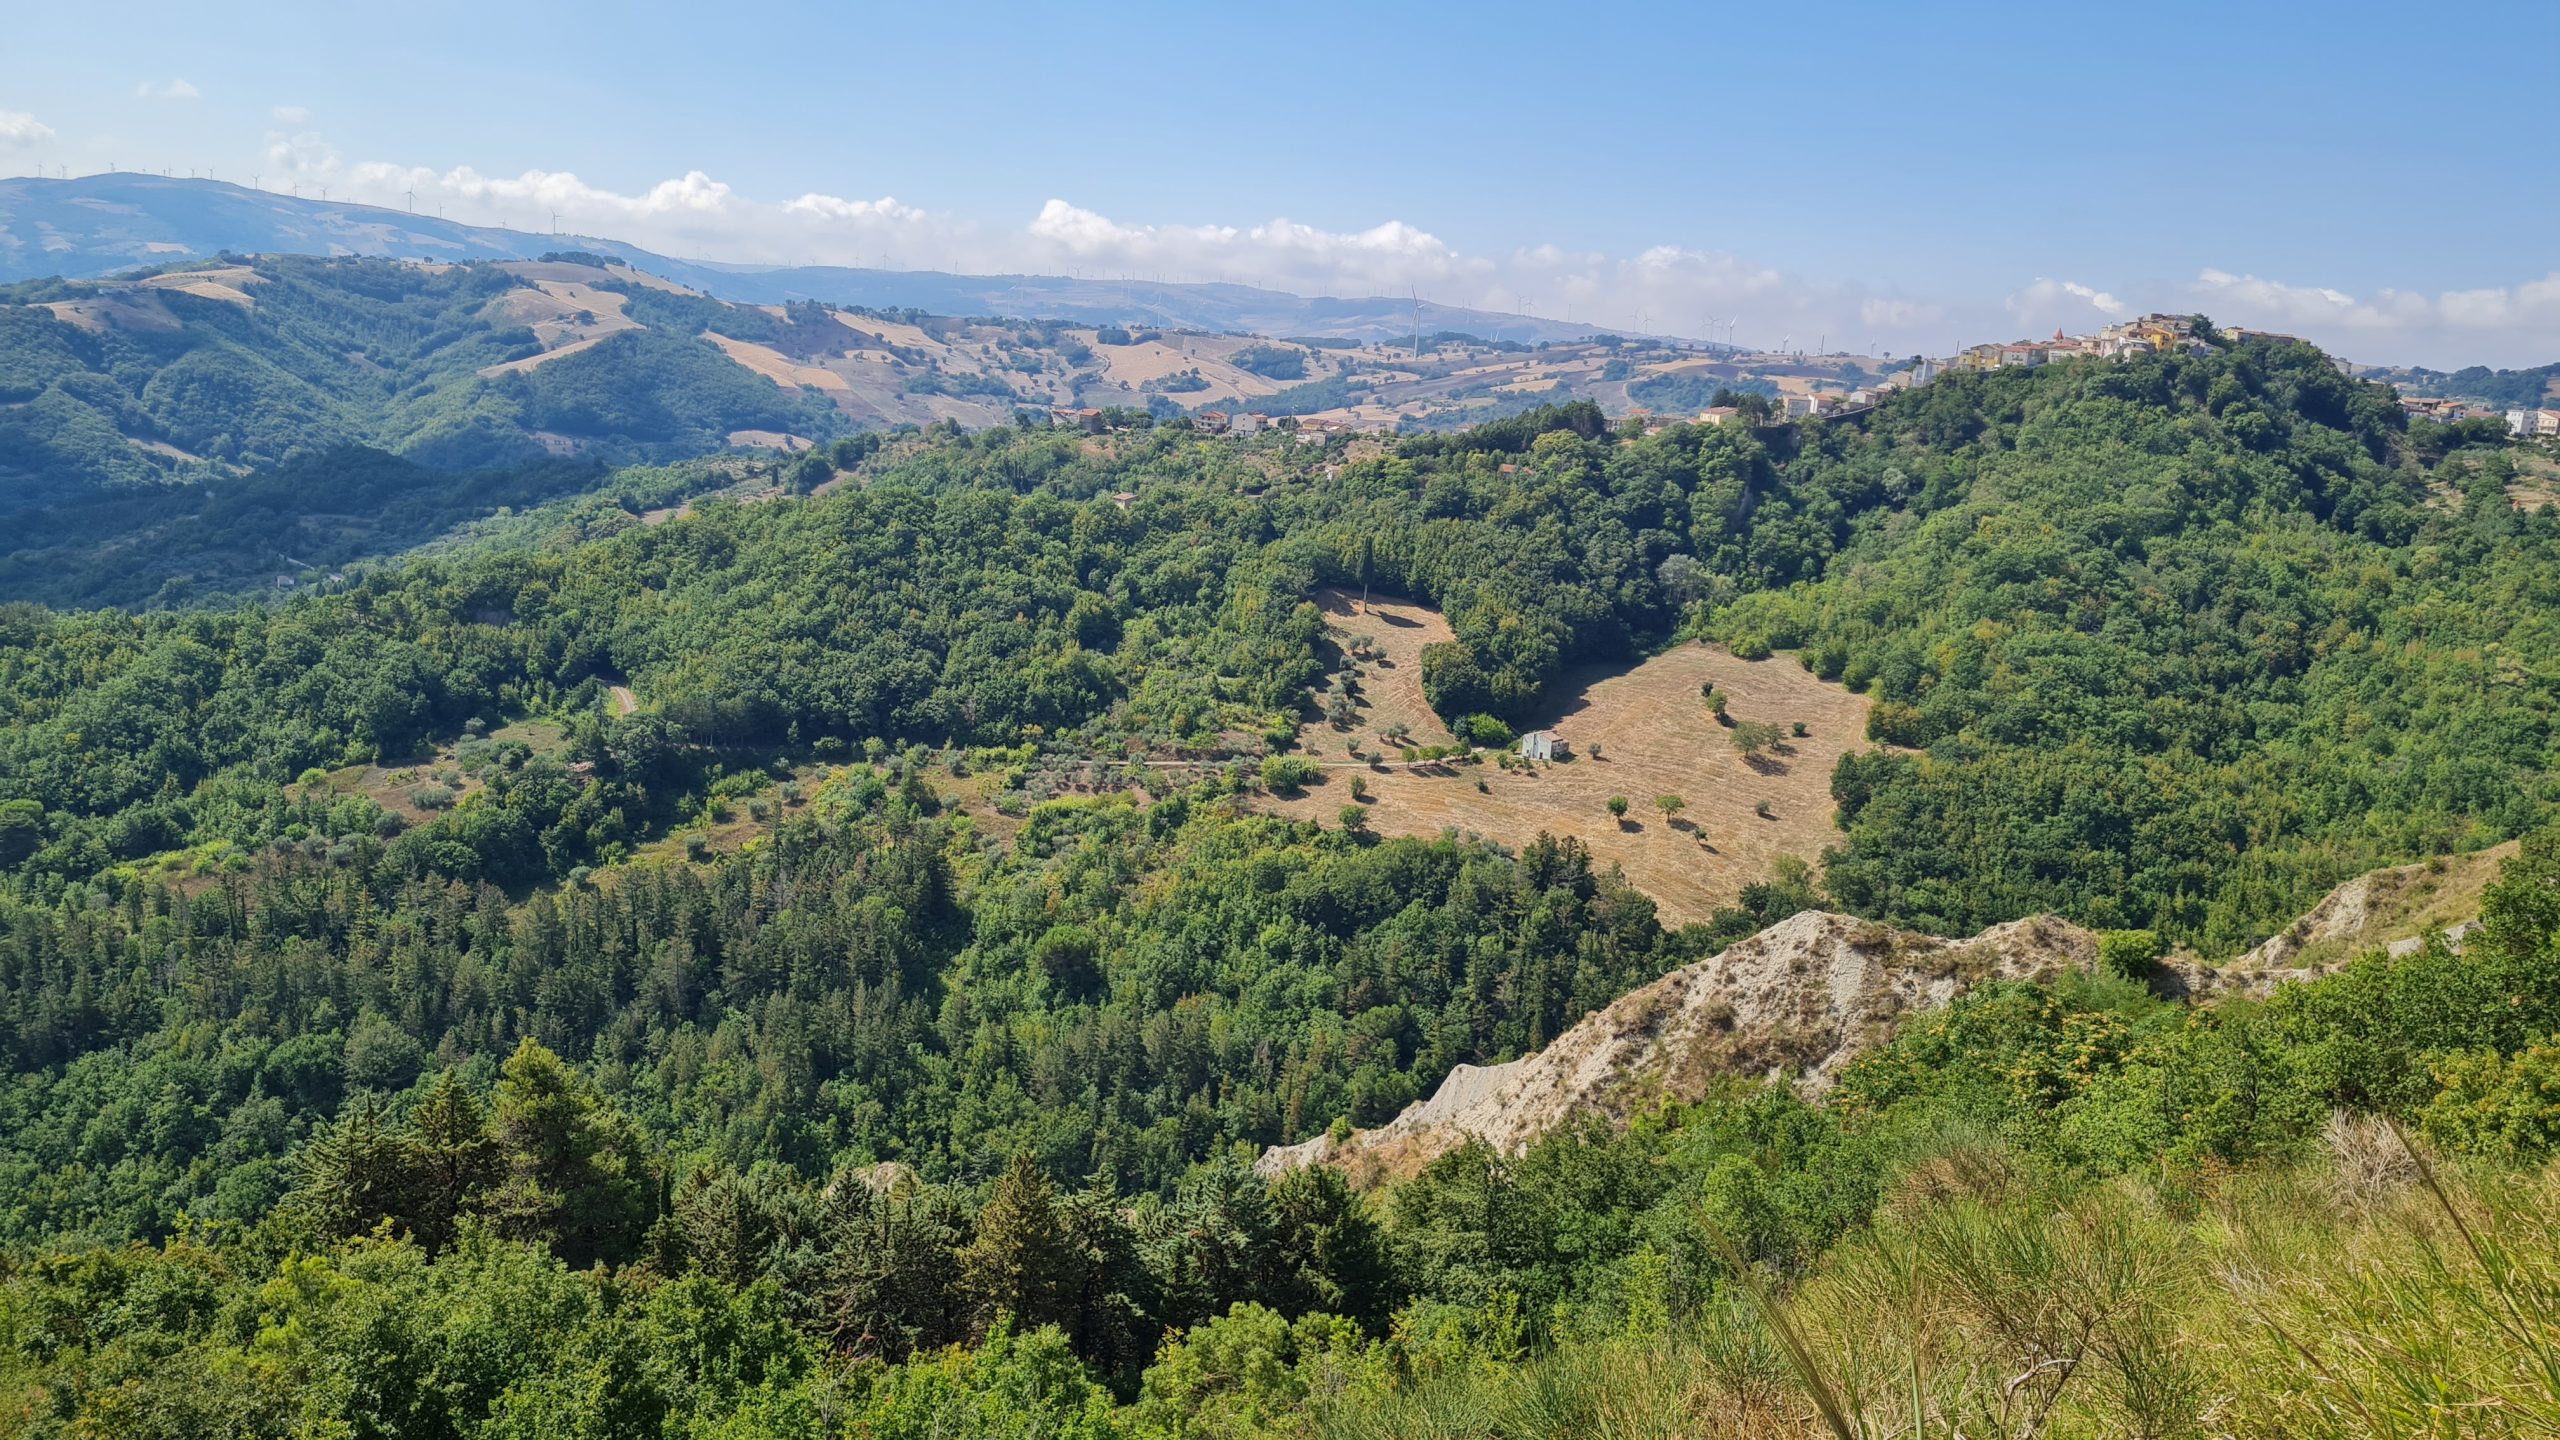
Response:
[8,801,2560,1435]
[4,336,2558,1435]
[5,339,2547,945]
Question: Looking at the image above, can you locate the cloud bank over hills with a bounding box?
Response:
[6,132,2553,367]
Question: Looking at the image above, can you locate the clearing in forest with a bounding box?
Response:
[1264,591,1873,927]
[1303,589,1456,747]
[489,279,640,348]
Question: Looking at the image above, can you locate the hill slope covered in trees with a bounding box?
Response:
[6,338,2547,943]
[1,337,2556,1436]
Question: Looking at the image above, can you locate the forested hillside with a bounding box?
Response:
[0,255,841,501]
[5,339,2547,942]
[3,337,2558,1436]
[0,250,1786,610]
[9,795,2560,1435]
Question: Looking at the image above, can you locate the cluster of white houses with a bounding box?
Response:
[1952,314,2238,372]
[2394,397,2556,434]
[1679,318,2552,441]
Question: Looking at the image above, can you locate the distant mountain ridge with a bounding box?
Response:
[0,173,1657,348]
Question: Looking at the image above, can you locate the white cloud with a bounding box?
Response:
[784,192,929,226]
[204,131,1946,350]
[434,166,740,218]
[0,111,55,147]
[263,129,340,179]
[135,78,200,101]
[1021,200,1482,295]
[271,105,310,124]
[2006,277,2131,325]
[220,135,2554,367]
[2181,267,2560,366]
[1861,297,1944,328]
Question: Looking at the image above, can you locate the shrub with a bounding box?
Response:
[2423,1038,2560,1159]
[1230,343,1308,380]
[1730,721,1785,758]
[1260,756,1323,794]
[2098,928,2163,980]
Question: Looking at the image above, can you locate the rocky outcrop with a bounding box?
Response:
[1260,909,2096,1179]
[1266,845,2522,1183]
[2232,844,2511,973]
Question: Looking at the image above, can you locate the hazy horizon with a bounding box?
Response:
[4,0,2556,368]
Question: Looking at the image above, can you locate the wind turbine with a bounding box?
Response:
[550,210,561,236]
[404,189,415,213]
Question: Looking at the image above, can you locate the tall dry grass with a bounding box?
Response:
[1300,1121,2560,1439]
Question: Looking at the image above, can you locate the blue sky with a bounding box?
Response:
[4,0,2556,365]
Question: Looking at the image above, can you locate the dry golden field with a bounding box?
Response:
[1263,591,1873,926]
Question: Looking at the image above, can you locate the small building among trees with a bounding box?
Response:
[1518,730,1569,761]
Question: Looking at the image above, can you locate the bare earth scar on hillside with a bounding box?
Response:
[1261,590,1873,926]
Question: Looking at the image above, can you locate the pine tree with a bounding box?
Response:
[1055,1184,1155,1390]
[1142,1155,1274,1328]
[1267,1161,1394,1326]
[491,1037,654,1268]
[294,1092,419,1240]
[407,1069,500,1253]
[821,1177,967,1361]
[958,1153,1079,1337]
